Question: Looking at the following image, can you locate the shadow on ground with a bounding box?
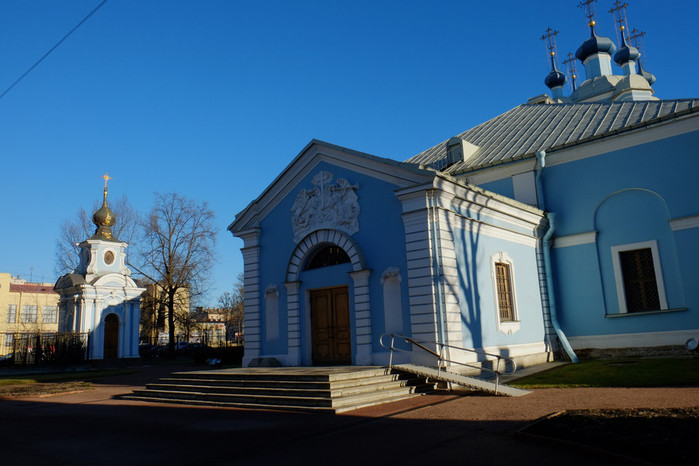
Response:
[0,395,678,466]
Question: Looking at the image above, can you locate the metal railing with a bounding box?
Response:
[379,333,518,392]
[0,332,89,367]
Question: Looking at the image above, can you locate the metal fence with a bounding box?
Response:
[0,332,90,367]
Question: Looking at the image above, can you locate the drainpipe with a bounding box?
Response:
[536,150,579,363]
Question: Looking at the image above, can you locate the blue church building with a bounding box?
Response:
[229,12,698,368]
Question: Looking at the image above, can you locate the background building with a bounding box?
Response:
[139,283,191,345]
[0,273,59,357]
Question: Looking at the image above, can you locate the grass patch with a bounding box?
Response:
[0,381,93,397]
[0,369,135,386]
[512,357,699,388]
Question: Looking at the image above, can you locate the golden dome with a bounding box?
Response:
[91,173,119,241]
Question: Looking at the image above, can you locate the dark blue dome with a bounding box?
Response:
[614,35,640,65]
[576,32,617,62]
[640,65,656,85]
[545,69,566,88]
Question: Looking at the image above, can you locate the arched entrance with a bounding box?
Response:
[104,314,119,359]
[285,229,373,366]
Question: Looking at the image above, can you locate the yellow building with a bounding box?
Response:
[139,283,191,345]
[0,273,60,356]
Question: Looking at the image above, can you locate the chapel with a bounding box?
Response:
[230,2,698,368]
[55,174,144,360]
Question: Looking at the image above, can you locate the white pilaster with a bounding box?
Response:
[349,269,372,365]
[285,281,301,365]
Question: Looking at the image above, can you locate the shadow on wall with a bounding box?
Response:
[449,205,484,352]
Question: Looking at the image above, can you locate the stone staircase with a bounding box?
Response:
[126,366,435,413]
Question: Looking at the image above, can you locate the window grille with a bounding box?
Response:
[304,245,350,270]
[619,248,661,312]
[7,304,17,323]
[495,262,515,321]
[21,305,38,323]
[43,306,58,324]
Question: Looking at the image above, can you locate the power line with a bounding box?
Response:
[0,0,109,101]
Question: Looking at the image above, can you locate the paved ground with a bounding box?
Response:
[1,363,697,465]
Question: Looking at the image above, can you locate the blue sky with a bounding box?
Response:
[1,0,697,306]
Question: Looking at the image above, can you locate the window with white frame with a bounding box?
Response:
[611,240,668,313]
[43,306,58,324]
[5,334,14,347]
[7,304,17,323]
[490,252,520,334]
[21,305,38,323]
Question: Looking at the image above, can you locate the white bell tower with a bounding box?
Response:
[55,174,145,360]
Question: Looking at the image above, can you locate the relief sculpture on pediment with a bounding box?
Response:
[291,170,359,242]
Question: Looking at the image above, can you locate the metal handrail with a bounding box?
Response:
[379,333,518,392]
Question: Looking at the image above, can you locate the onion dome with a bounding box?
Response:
[91,174,118,241]
[614,30,640,66]
[544,50,566,90]
[638,59,656,85]
[545,67,566,89]
[575,22,617,62]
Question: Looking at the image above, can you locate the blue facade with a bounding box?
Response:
[541,131,699,347]
[254,160,413,364]
[231,142,552,367]
[232,41,699,365]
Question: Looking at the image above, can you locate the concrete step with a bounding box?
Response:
[126,366,435,413]
[156,371,413,390]
[168,366,390,383]
[145,377,425,399]
[131,382,429,409]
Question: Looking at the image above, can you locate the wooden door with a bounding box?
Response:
[104,314,119,359]
[310,286,351,365]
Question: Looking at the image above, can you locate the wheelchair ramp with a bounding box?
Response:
[393,364,530,397]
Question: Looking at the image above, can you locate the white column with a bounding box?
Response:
[239,228,262,367]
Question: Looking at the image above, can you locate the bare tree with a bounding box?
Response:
[218,273,244,344]
[133,193,216,355]
[55,195,139,275]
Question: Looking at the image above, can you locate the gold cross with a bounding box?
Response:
[101,172,113,189]
[540,27,559,57]
[578,0,597,27]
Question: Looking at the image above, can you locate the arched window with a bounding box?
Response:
[304,245,350,270]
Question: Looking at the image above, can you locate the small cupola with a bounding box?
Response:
[610,1,640,76]
[628,28,657,85]
[575,0,617,81]
[541,28,566,100]
[91,173,119,241]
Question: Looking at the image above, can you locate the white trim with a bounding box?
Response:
[453,213,539,247]
[610,240,668,314]
[442,341,549,366]
[489,252,520,335]
[669,215,699,231]
[230,141,434,233]
[286,229,366,282]
[568,328,699,349]
[554,231,597,248]
[463,115,699,186]
[546,115,699,168]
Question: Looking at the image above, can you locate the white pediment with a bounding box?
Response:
[92,273,140,289]
[229,139,435,234]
